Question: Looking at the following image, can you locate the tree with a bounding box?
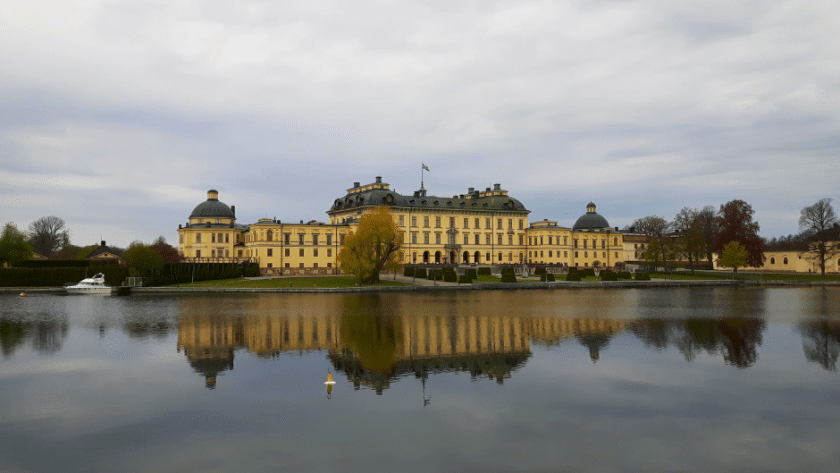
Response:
[76,244,100,260]
[338,207,402,284]
[124,241,164,277]
[632,216,670,265]
[0,223,33,266]
[695,205,720,268]
[718,241,749,275]
[150,236,183,263]
[799,198,839,275]
[672,207,707,269]
[716,200,765,268]
[28,216,67,257]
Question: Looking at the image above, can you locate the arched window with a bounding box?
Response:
[266,230,273,241]
[770,257,775,264]
[783,257,788,265]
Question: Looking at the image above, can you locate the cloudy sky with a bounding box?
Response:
[2,0,838,248]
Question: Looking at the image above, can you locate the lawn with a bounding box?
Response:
[167,276,409,288]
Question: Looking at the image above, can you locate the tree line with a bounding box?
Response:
[629,197,838,275]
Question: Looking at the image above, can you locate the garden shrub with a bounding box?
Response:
[540,273,556,282]
[500,268,517,283]
[635,272,650,281]
[617,271,632,280]
[477,267,492,276]
[565,272,581,281]
[534,267,546,275]
[458,275,472,284]
[404,267,415,277]
[427,269,442,280]
[600,271,618,281]
[466,269,477,280]
[414,267,427,278]
[443,271,458,282]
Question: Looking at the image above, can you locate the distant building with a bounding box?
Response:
[86,241,125,264]
[177,178,627,275]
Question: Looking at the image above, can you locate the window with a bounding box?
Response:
[498,234,503,245]
[770,257,776,264]
[564,236,568,245]
[497,219,502,229]
[614,237,618,246]
[411,216,417,227]
[603,252,606,258]
[464,218,469,228]
[548,236,553,245]
[313,234,319,245]
[549,251,553,257]
[299,234,305,245]
[519,219,523,229]
[196,250,201,258]
[575,251,578,258]
[314,263,318,268]
[485,218,491,229]
[425,233,430,244]
[519,235,523,245]
[314,249,319,257]
[601,240,605,249]
[540,236,544,245]
[412,233,417,244]
[498,253,502,261]
[486,234,491,245]
[212,233,216,243]
[299,249,304,257]
[299,263,304,268]
[784,257,788,265]
[424,216,430,228]
[508,235,513,245]
[327,249,332,257]
[266,231,272,242]
[211,249,216,257]
[436,217,441,228]
[196,233,202,243]
[508,252,513,262]
[474,234,479,245]
[436,233,441,244]
[225,234,229,243]
[540,251,544,257]
[486,252,490,261]
[267,249,273,257]
[584,252,588,258]
[340,234,345,244]
[327,234,332,245]
[463,234,468,245]
[475,218,480,228]
[267,263,272,268]
[508,219,512,230]
[238,250,242,256]
[564,251,568,257]
[584,240,588,249]
[327,263,332,268]
[284,234,291,245]
[285,263,290,268]
[285,249,290,257]
[399,215,405,227]
[615,252,618,258]
[450,217,455,228]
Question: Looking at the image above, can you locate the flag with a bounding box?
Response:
[422,163,430,171]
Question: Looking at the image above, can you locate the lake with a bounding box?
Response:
[1,287,839,472]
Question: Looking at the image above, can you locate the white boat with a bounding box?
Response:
[65,273,112,295]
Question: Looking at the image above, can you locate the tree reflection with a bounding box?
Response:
[0,317,68,356]
[799,320,840,371]
[339,295,402,376]
[576,334,612,363]
[0,320,27,357]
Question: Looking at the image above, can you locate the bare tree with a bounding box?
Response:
[672,207,706,269]
[695,206,719,268]
[799,198,839,275]
[632,216,670,265]
[28,216,67,257]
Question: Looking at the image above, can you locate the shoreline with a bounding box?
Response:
[4,279,840,295]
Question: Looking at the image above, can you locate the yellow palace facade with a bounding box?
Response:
[178,177,626,275]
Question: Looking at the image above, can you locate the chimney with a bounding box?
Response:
[375,176,382,183]
[101,240,106,247]
[486,187,491,192]
[493,183,501,191]
[231,205,235,216]
[354,182,360,188]
[468,187,474,193]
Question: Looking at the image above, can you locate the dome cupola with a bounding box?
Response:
[573,202,610,230]
[190,189,236,219]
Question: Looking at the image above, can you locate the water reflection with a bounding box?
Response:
[0,313,68,356]
[799,320,840,371]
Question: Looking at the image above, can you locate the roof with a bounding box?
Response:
[573,203,610,230]
[810,223,840,242]
[328,185,529,214]
[190,196,235,219]
[88,242,124,259]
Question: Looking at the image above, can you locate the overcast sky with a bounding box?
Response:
[2,0,838,248]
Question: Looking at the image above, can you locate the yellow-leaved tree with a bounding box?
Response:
[338,207,402,283]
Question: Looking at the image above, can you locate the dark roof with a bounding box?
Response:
[810,223,840,242]
[573,203,610,230]
[190,196,235,219]
[88,242,124,258]
[328,188,529,214]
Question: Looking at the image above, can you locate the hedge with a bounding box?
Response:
[534,267,546,275]
[427,269,443,280]
[414,268,427,279]
[565,272,581,281]
[458,275,472,284]
[404,267,415,277]
[617,271,632,280]
[466,269,477,280]
[443,271,458,282]
[500,268,517,283]
[540,273,555,282]
[0,266,129,287]
[600,271,618,281]
[635,272,651,281]
[138,262,260,286]
[12,259,121,268]
[477,267,492,276]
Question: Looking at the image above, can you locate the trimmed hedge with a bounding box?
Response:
[142,262,259,286]
[443,271,458,282]
[466,269,477,280]
[617,271,632,280]
[579,268,596,277]
[500,267,517,283]
[13,259,122,268]
[458,275,472,284]
[534,267,546,275]
[414,268,427,279]
[404,267,415,277]
[427,269,441,280]
[540,273,555,282]
[0,266,129,287]
[600,271,618,281]
[565,272,581,281]
[477,267,492,276]
[635,272,651,281]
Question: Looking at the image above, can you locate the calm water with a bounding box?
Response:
[1,287,840,473]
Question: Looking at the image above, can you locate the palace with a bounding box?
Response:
[177,177,626,275]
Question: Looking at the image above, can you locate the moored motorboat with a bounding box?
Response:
[65,273,112,295]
